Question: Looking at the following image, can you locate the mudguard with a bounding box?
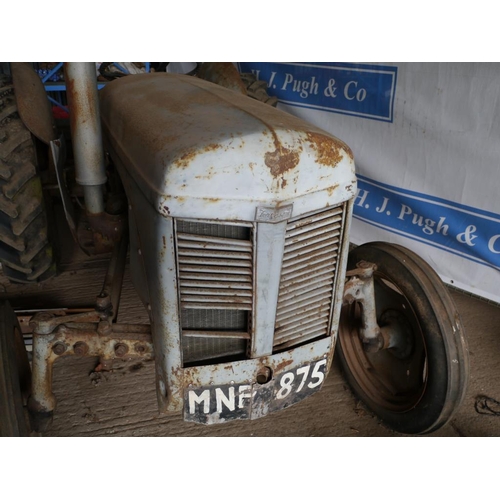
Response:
[10,62,57,145]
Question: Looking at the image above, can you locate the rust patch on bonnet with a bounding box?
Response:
[327,183,339,196]
[265,133,301,178]
[305,132,352,167]
[174,143,222,169]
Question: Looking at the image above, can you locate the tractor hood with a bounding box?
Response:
[99,72,356,221]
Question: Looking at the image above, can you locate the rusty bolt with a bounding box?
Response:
[29,312,55,330]
[357,260,372,269]
[52,342,67,355]
[96,293,111,311]
[73,342,89,356]
[114,343,129,357]
[134,343,146,354]
[97,321,112,335]
[256,366,273,385]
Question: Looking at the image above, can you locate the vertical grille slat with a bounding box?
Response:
[273,205,345,350]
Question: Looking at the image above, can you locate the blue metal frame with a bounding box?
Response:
[42,63,150,113]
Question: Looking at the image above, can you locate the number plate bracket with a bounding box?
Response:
[184,357,328,425]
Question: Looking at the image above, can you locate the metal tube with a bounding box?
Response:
[343,263,383,352]
[64,62,107,214]
[83,185,105,214]
[96,227,129,323]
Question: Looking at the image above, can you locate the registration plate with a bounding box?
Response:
[184,358,327,424]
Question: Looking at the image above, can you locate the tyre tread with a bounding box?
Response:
[0,74,55,283]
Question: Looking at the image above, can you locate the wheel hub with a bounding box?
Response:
[379,309,414,359]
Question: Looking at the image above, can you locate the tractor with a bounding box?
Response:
[0,62,469,436]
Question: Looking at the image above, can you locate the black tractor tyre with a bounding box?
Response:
[0,74,56,283]
[0,300,32,436]
[337,242,469,435]
[239,73,278,107]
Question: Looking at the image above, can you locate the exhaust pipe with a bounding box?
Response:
[64,62,107,214]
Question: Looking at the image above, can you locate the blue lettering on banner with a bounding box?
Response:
[354,175,500,271]
[237,62,397,122]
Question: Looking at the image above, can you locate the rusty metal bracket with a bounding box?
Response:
[28,225,131,432]
[51,135,127,255]
[87,211,126,254]
[27,322,152,432]
[95,226,129,324]
[343,260,413,355]
[30,310,101,335]
[343,261,383,353]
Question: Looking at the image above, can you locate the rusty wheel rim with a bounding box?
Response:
[339,271,428,413]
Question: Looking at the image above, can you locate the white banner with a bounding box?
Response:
[238,63,500,303]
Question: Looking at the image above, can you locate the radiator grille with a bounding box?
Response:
[175,220,253,365]
[273,205,344,350]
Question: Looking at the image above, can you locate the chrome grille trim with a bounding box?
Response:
[250,219,288,357]
[274,205,345,350]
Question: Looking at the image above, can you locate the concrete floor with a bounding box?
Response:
[2,244,500,437]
